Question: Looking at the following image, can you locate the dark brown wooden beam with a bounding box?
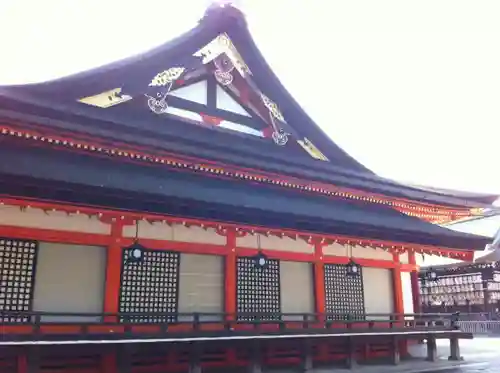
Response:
[207,75,217,110]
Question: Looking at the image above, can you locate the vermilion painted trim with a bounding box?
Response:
[400,263,419,272]
[0,321,408,336]
[121,237,228,256]
[236,247,314,262]
[0,223,434,270]
[323,255,396,269]
[392,254,404,316]
[392,253,407,355]
[0,224,112,246]
[225,228,237,319]
[408,252,421,314]
[0,196,474,258]
[103,219,124,321]
[313,241,326,315]
[101,352,116,373]
[17,355,27,373]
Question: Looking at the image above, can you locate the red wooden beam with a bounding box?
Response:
[224,228,237,320]
[392,253,404,317]
[103,219,125,321]
[392,253,407,356]
[0,224,112,246]
[0,195,474,259]
[408,251,421,314]
[313,240,326,316]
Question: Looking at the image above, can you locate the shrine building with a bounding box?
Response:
[0,3,496,372]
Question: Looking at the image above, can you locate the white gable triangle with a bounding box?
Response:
[216,85,252,117]
[170,80,207,105]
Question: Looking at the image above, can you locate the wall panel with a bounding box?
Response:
[363,267,394,319]
[323,243,392,261]
[122,222,225,245]
[178,253,224,321]
[280,261,314,320]
[32,243,106,322]
[401,271,414,316]
[0,206,110,235]
[236,234,314,253]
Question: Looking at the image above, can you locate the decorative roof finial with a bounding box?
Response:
[203,0,246,24]
[207,0,242,10]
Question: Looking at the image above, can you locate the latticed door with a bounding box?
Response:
[236,256,281,321]
[324,263,365,320]
[119,248,180,323]
[0,238,38,323]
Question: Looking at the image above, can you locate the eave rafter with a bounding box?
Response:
[0,124,476,224]
[0,196,473,261]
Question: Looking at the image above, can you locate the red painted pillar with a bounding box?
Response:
[103,218,125,319]
[392,253,407,355]
[225,228,237,319]
[313,240,329,361]
[392,253,404,317]
[102,217,124,373]
[408,251,421,314]
[313,241,326,316]
[224,228,238,365]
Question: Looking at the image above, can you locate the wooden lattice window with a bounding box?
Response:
[236,256,281,321]
[324,263,365,320]
[0,238,38,323]
[119,249,180,323]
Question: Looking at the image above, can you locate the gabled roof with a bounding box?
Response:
[444,212,500,263]
[404,183,498,205]
[0,3,496,212]
[0,5,357,168]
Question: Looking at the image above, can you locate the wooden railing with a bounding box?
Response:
[0,311,460,344]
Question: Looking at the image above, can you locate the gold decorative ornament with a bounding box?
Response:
[297,138,329,161]
[147,67,186,114]
[78,88,132,108]
[260,93,285,122]
[149,67,186,87]
[193,33,250,77]
[213,54,235,86]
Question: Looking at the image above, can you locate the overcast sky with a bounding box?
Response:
[1,0,499,194]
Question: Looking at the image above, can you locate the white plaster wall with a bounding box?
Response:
[216,85,251,117]
[363,267,394,319]
[178,253,224,321]
[323,243,393,261]
[401,272,414,317]
[280,261,314,320]
[165,107,203,122]
[400,252,409,264]
[32,243,106,322]
[170,81,207,105]
[0,205,110,234]
[236,234,314,253]
[417,254,461,267]
[219,120,264,137]
[122,222,225,245]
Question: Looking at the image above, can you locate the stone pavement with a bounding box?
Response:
[271,337,500,373]
[411,337,500,372]
[350,337,500,373]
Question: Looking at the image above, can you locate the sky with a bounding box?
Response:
[1,0,499,194]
